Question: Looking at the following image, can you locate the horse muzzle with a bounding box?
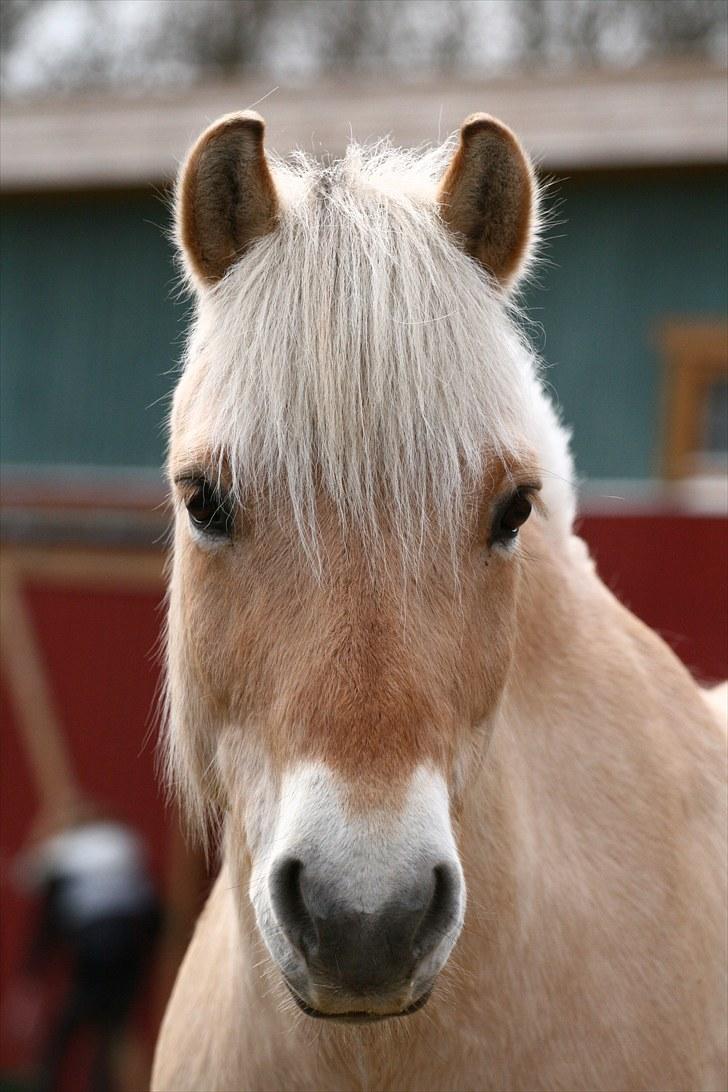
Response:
[268,855,462,1020]
[249,762,465,1020]
[284,979,434,1023]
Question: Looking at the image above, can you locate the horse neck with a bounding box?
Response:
[457,519,708,954]
[457,529,644,941]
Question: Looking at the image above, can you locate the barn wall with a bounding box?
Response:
[1,172,726,478]
[0,193,184,469]
[536,170,728,478]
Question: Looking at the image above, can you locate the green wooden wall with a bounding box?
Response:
[1,193,185,469]
[2,173,726,478]
[530,172,727,478]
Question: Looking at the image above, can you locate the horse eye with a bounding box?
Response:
[490,489,533,546]
[185,481,234,538]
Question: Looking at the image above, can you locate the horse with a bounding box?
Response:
[151,110,727,1092]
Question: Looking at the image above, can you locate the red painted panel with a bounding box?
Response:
[580,514,728,682]
[23,584,166,872]
[0,676,43,1075]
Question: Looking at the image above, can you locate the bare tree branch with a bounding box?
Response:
[2,0,725,98]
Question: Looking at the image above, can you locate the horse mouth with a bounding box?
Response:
[284,981,432,1023]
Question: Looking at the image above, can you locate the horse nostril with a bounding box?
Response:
[269,857,317,957]
[268,857,462,994]
[413,864,459,959]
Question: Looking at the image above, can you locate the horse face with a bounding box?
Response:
[166,110,540,1020]
[167,448,539,1018]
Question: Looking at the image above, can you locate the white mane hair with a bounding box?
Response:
[177,139,575,568]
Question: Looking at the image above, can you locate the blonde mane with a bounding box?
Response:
[176,139,575,566]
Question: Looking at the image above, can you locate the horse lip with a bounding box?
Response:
[283,980,432,1022]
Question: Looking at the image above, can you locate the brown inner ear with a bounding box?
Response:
[438,115,534,288]
[178,112,278,285]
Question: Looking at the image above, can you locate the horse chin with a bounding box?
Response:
[284,980,433,1024]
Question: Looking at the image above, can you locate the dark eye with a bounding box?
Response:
[490,489,533,547]
[185,480,234,538]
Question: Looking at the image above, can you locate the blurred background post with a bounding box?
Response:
[1,2,726,1089]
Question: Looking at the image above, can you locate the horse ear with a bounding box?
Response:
[176,111,279,287]
[437,114,536,290]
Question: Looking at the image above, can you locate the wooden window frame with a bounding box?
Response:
[660,320,728,479]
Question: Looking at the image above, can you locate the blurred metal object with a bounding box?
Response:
[0,508,167,548]
[0,467,167,547]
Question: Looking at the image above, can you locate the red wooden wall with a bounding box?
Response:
[581,514,727,682]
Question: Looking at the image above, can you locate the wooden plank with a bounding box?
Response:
[2,63,726,189]
[0,559,80,814]
[2,546,165,589]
